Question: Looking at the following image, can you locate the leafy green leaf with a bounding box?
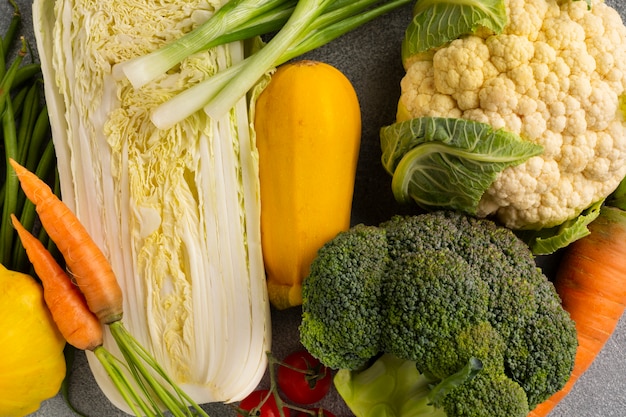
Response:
[401,0,507,65]
[607,175,626,211]
[379,117,543,214]
[515,199,604,255]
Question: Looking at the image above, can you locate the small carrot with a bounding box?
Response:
[9,158,123,324]
[528,204,626,417]
[10,213,103,351]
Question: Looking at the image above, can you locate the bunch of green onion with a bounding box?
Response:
[0,0,59,274]
[113,0,412,129]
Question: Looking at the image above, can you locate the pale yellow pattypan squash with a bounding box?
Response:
[0,264,66,417]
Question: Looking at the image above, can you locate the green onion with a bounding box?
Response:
[281,0,411,62]
[114,0,296,88]
[204,0,334,118]
[195,4,296,51]
[151,0,411,128]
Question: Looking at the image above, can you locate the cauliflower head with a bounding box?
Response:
[398,0,626,229]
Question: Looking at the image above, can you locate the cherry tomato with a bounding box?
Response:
[277,350,332,404]
[296,409,336,417]
[237,389,289,417]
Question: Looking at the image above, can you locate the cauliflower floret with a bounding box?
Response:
[487,35,535,73]
[581,78,620,130]
[398,0,626,229]
[432,37,496,99]
[399,60,462,118]
[503,0,551,39]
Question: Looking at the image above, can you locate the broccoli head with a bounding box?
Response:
[299,210,577,416]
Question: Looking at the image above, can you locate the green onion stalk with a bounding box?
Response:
[92,321,211,417]
[147,0,411,128]
[113,0,297,88]
[202,0,411,117]
[204,0,335,118]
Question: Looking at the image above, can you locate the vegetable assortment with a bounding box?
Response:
[255,60,361,310]
[3,0,626,416]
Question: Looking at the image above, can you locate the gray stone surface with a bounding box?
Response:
[2,0,625,416]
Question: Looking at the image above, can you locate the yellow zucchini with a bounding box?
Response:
[255,60,362,310]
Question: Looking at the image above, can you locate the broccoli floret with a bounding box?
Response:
[381,212,546,339]
[383,249,490,379]
[503,281,578,408]
[441,370,529,417]
[453,321,507,375]
[299,210,578,416]
[300,224,389,370]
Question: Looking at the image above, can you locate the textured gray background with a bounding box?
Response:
[1,0,625,416]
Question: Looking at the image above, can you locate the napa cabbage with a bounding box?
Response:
[32,0,271,411]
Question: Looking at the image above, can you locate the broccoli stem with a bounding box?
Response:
[334,354,448,417]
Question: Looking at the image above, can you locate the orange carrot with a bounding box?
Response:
[10,213,104,351]
[528,205,626,417]
[9,158,123,324]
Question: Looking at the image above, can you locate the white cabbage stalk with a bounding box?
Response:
[32,0,271,411]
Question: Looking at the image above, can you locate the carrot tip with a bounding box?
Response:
[8,157,24,174]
